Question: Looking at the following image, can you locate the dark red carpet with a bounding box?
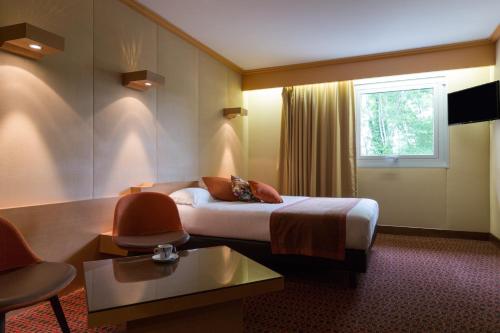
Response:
[6,234,500,332]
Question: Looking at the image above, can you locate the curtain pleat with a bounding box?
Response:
[279,82,357,197]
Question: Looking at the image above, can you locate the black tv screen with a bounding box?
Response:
[448,80,500,125]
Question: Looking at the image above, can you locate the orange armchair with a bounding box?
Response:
[112,192,190,252]
[0,217,76,333]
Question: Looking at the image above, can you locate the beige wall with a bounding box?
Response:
[490,41,500,238]
[244,88,282,187]
[93,0,158,198]
[0,0,245,208]
[0,0,94,208]
[199,52,247,177]
[245,67,493,232]
[157,28,199,182]
[379,67,491,232]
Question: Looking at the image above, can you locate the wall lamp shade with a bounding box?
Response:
[122,70,165,91]
[0,23,65,60]
[223,107,248,119]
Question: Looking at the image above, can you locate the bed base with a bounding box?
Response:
[182,234,375,288]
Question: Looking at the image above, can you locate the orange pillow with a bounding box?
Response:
[202,177,238,201]
[248,181,283,204]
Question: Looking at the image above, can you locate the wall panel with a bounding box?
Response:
[227,69,247,177]
[245,88,282,187]
[198,52,246,177]
[157,28,199,181]
[0,0,94,208]
[93,0,158,197]
[0,0,246,207]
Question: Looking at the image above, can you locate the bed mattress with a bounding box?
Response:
[177,196,379,251]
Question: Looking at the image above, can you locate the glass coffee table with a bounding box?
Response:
[84,246,283,332]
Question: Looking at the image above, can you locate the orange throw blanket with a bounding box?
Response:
[270,198,360,260]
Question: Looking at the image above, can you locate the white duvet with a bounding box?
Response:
[177,196,379,251]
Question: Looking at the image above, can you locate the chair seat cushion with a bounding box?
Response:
[114,230,190,250]
[0,262,76,312]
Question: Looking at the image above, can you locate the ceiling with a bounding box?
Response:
[138,0,500,70]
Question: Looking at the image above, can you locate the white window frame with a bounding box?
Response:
[355,75,448,168]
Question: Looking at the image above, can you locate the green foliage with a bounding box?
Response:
[360,88,434,156]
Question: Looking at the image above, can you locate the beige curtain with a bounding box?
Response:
[279,81,357,197]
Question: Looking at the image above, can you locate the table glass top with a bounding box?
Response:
[84,246,282,312]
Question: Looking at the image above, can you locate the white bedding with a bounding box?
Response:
[177,196,379,251]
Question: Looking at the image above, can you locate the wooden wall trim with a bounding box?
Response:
[242,40,496,90]
[377,225,491,241]
[244,39,492,75]
[126,181,199,195]
[490,24,500,42]
[119,0,242,73]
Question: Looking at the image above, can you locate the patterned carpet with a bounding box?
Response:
[5,234,500,332]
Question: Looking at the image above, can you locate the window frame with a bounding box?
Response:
[355,75,448,168]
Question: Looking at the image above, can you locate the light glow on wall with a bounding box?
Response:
[217,122,239,176]
[95,96,156,197]
[0,65,83,209]
[243,87,283,187]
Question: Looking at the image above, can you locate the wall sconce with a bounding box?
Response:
[223,107,248,119]
[122,70,165,91]
[0,23,64,60]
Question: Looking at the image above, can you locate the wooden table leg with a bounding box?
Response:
[126,300,243,333]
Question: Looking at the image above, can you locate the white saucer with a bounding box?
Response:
[152,253,179,263]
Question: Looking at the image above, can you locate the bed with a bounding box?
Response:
[176,193,379,287]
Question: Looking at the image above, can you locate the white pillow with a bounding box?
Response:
[169,188,212,207]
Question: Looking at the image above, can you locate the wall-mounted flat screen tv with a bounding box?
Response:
[448,80,500,125]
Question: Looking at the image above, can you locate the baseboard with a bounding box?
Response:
[377,225,491,241]
[490,234,500,248]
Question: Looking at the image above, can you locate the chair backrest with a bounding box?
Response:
[0,217,41,272]
[113,192,183,237]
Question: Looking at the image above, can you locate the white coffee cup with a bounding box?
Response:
[154,244,173,259]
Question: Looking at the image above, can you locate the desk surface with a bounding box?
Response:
[84,246,283,325]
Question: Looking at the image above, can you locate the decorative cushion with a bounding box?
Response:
[231,175,258,202]
[169,188,212,207]
[202,177,238,201]
[248,180,283,204]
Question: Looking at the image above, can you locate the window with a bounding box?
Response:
[355,76,448,168]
